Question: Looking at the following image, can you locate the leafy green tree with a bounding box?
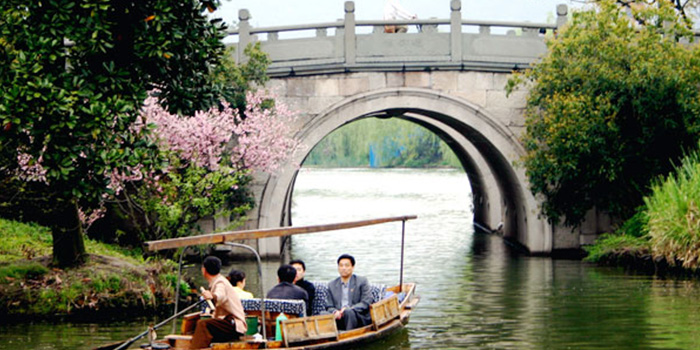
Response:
[507,0,700,226]
[612,0,698,25]
[0,0,228,267]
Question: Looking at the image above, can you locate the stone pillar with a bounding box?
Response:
[556,4,568,30]
[238,9,251,64]
[450,0,462,62]
[344,1,356,65]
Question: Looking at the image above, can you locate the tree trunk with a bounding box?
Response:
[51,198,87,267]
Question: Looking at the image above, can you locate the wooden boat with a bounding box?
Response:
[162,282,418,350]
[98,215,419,350]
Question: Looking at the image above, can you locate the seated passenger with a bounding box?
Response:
[227,269,254,299]
[291,259,316,316]
[324,254,373,330]
[267,264,309,308]
[190,256,247,349]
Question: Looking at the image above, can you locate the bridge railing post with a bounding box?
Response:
[238,9,252,64]
[344,1,356,65]
[450,0,462,62]
[556,4,568,31]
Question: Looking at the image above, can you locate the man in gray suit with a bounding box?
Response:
[324,254,373,330]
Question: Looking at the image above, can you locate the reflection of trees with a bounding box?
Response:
[531,264,653,349]
[427,232,662,349]
[647,279,700,349]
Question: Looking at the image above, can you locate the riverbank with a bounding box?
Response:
[584,149,700,278]
[585,233,700,278]
[0,219,185,322]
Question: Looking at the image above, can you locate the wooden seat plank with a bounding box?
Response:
[281,314,338,347]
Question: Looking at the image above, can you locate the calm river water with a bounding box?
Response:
[2,168,700,349]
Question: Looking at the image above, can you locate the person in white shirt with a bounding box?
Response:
[383,0,417,33]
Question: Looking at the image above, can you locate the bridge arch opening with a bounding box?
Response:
[255,88,551,254]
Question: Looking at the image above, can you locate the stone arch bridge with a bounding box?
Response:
[208,1,611,257]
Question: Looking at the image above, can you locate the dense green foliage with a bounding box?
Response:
[0,0,228,266]
[100,162,253,246]
[0,0,228,204]
[212,44,270,112]
[0,0,264,266]
[645,148,700,269]
[304,118,461,168]
[508,0,700,226]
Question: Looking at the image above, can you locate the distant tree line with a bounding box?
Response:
[304,118,461,168]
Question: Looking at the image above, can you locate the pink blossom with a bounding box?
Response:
[106,165,144,195]
[141,96,236,171]
[231,90,303,173]
[78,206,106,230]
[17,151,48,183]
[140,90,302,175]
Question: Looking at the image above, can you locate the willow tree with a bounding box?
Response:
[0,0,229,267]
[507,0,700,226]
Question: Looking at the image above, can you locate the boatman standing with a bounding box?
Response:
[324,254,373,330]
[190,256,247,349]
[383,0,417,33]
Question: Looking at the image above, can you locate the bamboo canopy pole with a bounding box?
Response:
[145,215,417,252]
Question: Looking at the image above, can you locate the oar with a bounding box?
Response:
[93,298,207,350]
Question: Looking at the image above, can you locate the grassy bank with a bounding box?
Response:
[585,149,700,276]
[0,218,186,321]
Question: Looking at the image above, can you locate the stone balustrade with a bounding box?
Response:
[226,0,568,77]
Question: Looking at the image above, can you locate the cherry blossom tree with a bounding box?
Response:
[101,90,302,244]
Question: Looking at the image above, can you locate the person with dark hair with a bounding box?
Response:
[324,254,373,330]
[266,264,309,310]
[290,259,316,316]
[190,256,247,349]
[383,0,416,33]
[227,269,254,299]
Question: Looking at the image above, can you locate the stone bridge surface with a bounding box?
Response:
[213,1,611,257]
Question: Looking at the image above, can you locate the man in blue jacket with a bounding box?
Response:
[324,254,373,330]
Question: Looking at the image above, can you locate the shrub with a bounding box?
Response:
[645,149,700,269]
